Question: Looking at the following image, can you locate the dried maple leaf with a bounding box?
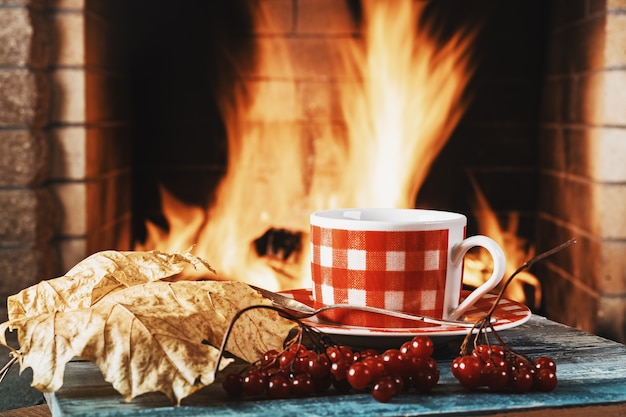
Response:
[7,249,213,320]
[0,280,295,404]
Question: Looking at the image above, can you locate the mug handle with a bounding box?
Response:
[447,235,506,320]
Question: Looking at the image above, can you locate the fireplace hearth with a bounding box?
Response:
[1,0,625,343]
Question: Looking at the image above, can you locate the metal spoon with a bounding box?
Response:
[250,285,482,328]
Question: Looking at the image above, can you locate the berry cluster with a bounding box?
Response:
[451,344,557,393]
[221,335,439,403]
[444,240,576,394]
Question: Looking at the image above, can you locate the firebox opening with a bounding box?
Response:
[127,0,549,294]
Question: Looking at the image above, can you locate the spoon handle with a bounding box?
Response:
[250,285,484,328]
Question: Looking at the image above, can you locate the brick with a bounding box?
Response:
[536,216,626,295]
[249,37,341,79]
[56,238,86,276]
[602,70,626,125]
[549,0,586,28]
[0,188,59,247]
[49,126,86,180]
[545,15,605,74]
[606,14,626,66]
[539,127,626,182]
[607,0,626,10]
[289,37,349,78]
[87,215,132,256]
[598,240,626,295]
[241,80,299,119]
[538,174,626,238]
[572,71,624,126]
[50,182,86,235]
[50,11,84,66]
[538,261,599,335]
[84,0,127,21]
[0,8,32,65]
[51,9,128,69]
[309,121,347,171]
[298,81,335,120]
[0,0,45,7]
[577,71,605,124]
[536,216,589,289]
[253,0,294,34]
[84,72,131,123]
[86,170,132,232]
[596,184,626,239]
[51,168,131,239]
[465,79,543,124]
[296,0,357,34]
[0,129,48,187]
[589,0,608,14]
[50,68,85,123]
[537,173,592,235]
[84,10,129,69]
[0,70,49,128]
[86,125,132,177]
[595,128,626,182]
[539,77,568,123]
[47,0,84,9]
[0,7,48,67]
[0,245,59,300]
[456,125,536,168]
[467,170,537,213]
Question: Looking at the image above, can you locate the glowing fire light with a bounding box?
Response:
[139,1,532,298]
[464,176,541,309]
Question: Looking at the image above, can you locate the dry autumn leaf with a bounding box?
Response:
[0,250,295,405]
[7,249,213,320]
[0,280,295,404]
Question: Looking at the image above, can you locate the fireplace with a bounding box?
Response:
[1,0,625,343]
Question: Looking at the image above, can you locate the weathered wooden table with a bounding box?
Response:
[3,315,626,417]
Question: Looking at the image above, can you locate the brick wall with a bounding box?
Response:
[48,0,132,273]
[537,0,626,342]
[0,0,131,303]
[0,0,58,303]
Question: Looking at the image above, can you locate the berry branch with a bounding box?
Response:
[452,238,576,393]
[216,238,576,400]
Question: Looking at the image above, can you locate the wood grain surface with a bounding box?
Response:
[38,315,626,417]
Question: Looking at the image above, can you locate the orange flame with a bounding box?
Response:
[463,176,541,308]
[137,1,477,291]
[337,0,475,207]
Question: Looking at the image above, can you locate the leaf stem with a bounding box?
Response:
[0,356,17,384]
[486,237,576,318]
[213,304,302,380]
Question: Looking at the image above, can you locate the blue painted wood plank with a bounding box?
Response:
[45,316,626,417]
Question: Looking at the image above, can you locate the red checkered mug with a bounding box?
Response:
[310,208,506,328]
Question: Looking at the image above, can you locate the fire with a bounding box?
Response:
[337,0,475,207]
[137,1,485,293]
[464,176,541,309]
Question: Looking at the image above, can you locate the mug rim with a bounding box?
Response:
[310,208,466,231]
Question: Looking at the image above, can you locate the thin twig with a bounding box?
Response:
[213,304,303,380]
[458,238,577,356]
[486,237,577,318]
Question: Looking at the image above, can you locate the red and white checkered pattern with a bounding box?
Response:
[310,225,451,327]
